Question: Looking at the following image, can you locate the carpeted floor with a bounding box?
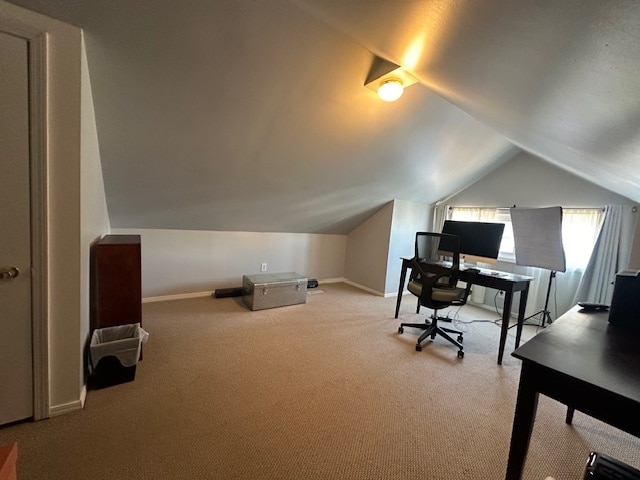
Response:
[0,282,638,479]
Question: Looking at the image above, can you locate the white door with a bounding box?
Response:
[0,30,33,425]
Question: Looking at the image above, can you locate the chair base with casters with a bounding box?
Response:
[398,231,477,358]
[398,311,465,358]
[398,273,471,358]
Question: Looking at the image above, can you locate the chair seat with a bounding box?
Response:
[407,279,466,302]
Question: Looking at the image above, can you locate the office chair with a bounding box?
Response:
[397,232,475,358]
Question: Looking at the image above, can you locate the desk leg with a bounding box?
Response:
[497,288,514,365]
[565,406,575,425]
[514,285,529,350]
[395,261,408,319]
[505,363,540,480]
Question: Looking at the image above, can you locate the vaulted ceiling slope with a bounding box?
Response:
[8,0,640,234]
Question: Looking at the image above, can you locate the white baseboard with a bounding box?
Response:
[49,388,85,417]
[341,279,385,296]
[385,290,413,298]
[142,291,212,303]
[317,277,344,284]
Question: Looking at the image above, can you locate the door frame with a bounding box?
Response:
[0,17,49,421]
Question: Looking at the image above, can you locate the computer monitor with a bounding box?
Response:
[441,220,505,264]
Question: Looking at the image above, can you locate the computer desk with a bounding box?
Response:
[505,306,640,479]
[394,258,534,365]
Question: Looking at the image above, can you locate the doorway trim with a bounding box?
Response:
[0,16,50,421]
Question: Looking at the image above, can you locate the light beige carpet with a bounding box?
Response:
[0,282,638,479]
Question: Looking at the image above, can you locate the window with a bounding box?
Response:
[560,209,604,269]
[448,207,603,269]
[448,207,514,261]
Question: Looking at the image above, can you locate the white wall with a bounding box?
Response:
[123,199,431,300]
[448,150,634,208]
[0,1,89,413]
[344,203,393,295]
[111,228,346,298]
[80,34,110,387]
[385,200,431,295]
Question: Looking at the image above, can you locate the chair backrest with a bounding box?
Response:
[409,232,469,308]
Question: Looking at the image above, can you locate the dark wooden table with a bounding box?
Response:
[394,258,534,364]
[505,306,640,479]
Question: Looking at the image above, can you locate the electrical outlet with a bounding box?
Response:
[261,263,267,272]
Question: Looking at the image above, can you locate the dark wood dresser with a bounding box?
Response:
[91,234,142,331]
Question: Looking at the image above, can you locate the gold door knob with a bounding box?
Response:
[0,266,19,280]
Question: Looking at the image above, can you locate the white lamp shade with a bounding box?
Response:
[377,79,404,102]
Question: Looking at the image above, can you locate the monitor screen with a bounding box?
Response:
[441,220,505,264]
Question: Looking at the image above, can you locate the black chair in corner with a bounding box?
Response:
[398,232,475,358]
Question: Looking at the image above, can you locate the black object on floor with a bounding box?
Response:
[307,279,319,289]
[578,302,609,312]
[213,287,243,298]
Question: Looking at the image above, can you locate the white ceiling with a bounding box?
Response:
[8,0,640,233]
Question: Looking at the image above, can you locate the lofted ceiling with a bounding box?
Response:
[7,0,640,234]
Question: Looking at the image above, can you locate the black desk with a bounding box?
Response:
[394,258,534,365]
[505,306,640,480]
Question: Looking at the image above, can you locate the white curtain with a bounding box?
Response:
[521,209,602,319]
[432,203,451,231]
[573,205,636,305]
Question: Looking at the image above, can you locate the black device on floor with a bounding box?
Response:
[578,302,609,312]
[213,287,243,298]
[584,452,640,479]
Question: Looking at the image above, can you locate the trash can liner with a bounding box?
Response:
[90,323,146,368]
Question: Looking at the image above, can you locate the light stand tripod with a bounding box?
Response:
[524,270,556,327]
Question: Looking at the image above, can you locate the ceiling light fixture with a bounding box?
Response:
[364,55,418,103]
[377,79,404,102]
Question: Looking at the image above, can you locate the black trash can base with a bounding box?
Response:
[91,355,137,389]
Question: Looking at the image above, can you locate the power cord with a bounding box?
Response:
[490,290,546,337]
[450,304,501,333]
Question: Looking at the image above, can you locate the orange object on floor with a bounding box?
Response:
[0,443,17,480]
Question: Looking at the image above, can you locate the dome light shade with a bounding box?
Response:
[377,79,404,102]
[364,55,417,102]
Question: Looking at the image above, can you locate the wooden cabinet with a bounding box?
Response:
[91,235,141,330]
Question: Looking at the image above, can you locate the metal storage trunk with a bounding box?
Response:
[242,272,307,311]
